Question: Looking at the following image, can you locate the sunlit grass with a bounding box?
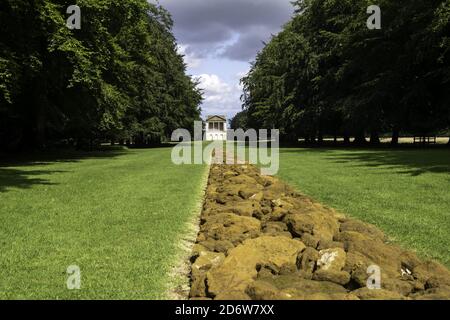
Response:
[277,148,450,267]
[0,147,207,299]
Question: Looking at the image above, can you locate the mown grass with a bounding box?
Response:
[0,147,207,299]
[276,148,450,267]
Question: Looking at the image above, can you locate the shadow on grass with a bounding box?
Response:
[0,147,128,193]
[0,169,62,192]
[280,147,450,176]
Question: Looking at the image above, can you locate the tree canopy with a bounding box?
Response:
[0,0,202,150]
[240,0,450,144]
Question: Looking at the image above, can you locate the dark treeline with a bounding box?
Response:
[0,0,202,150]
[237,0,450,145]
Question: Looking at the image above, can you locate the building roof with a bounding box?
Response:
[206,115,226,122]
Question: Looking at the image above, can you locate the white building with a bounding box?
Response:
[205,115,227,141]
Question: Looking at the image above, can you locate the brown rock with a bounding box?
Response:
[337,231,405,280]
[192,251,225,276]
[305,293,359,300]
[190,273,207,298]
[190,251,225,298]
[352,288,407,300]
[263,221,288,233]
[223,171,238,179]
[215,291,252,300]
[272,198,294,210]
[206,236,306,298]
[334,230,373,244]
[383,278,414,296]
[317,248,347,272]
[217,184,242,197]
[239,185,264,200]
[340,219,386,241]
[410,286,450,300]
[197,239,235,254]
[317,239,345,250]
[297,247,319,273]
[344,252,372,273]
[263,182,290,199]
[191,243,209,261]
[262,274,348,299]
[413,260,450,288]
[200,213,261,245]
[250,191,264,202]
[269,207,288,221]
[218,200,262,217]
[214,240,235,254]
[301,233,320,248]
[313,269,351,286]
[285,212,339,242]
[246,280,293,300]
[228,174,258,185]
[344,252,372,288]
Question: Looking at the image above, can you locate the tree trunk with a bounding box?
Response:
[35,111,46,149]
[391,127,400,146]
[33,80,47,149]
[370,131,380,145]
[354,131,367,145]
[318,131,324,145]
[343,134,350,145]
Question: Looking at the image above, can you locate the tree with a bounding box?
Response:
[240,0,450,145]
[0,0,202,150]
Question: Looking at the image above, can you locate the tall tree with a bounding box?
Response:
[0,0,202,150]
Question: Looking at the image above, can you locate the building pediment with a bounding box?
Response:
[206,115,226,122]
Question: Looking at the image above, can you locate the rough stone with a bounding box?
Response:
[200,213,261,245]
[340,219,386,241]
[206,236,306,298]
[313,269,351,286]
[352,288,407,300]
[285,212,340,242]
[317,248,347,272]
[301,233,320,249]
[297,247,319,273]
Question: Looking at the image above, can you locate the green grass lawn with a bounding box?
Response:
[277,147,450,267]
[0,147,207,299]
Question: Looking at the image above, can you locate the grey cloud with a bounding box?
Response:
[221,25,274,61]
[158,0,293,61]
[180,23,234,44]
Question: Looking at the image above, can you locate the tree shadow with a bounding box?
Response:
[330,149,450,176]
[0,168,62,192]
[280,147,450,176]
[0,147,128,193]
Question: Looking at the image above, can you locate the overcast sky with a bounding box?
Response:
[156,0,294,120]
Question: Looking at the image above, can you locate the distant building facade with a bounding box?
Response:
[205,115,227,141]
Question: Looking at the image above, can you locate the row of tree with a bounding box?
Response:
[237,0,450,145]
[0,0,202,150]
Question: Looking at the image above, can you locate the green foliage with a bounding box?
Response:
[0,0,202,149]
[239,0,450,143]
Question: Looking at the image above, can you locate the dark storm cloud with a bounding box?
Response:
[221,25,273,61]
[158,0,294,61]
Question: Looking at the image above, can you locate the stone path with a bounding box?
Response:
[188,164,450,300]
